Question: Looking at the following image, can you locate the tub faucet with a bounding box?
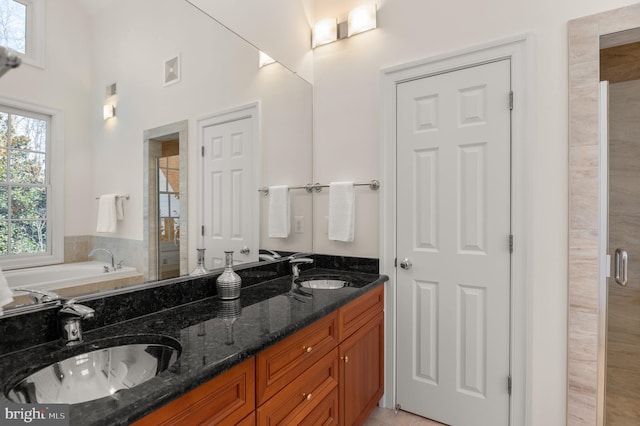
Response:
[89,248,115,271]
[59,299,95,346]
[13,288,61,304]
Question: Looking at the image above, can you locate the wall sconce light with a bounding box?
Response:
[103,104,115,120]
[259,51,276,68]
[312,18,338,48]
[312,4,376,48]
[348,4,377,36]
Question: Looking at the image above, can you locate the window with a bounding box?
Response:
[0,0,44,68]
[0,100,63,269]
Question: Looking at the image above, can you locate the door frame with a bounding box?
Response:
[195,102,261,259]
[379,35,532,425]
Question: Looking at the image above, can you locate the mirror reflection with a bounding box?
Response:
[0,0,313,311]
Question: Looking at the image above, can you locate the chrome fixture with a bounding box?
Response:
[88,248,116,271]
[59,299,95,345]
[259,249,281,261]
[0,46,21,78]
[258,179,380,195]
[13,288,61,304]
[614,248,629,287]
[289,257,314,295]
[13,288,94,345]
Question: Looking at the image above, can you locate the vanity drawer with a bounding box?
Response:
[133,357,255,426]
[256,348,339,425]
[256,312,338,405]
[338,285,384,342]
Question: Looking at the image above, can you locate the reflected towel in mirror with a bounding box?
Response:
[0,266,14,316]
[268,185,290,238]
[96,194,118,233]
[328,182,355,242]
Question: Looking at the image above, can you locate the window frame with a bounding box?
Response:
[0,96,63,270]
[1,0,45,68]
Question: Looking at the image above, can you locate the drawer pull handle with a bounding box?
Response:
[345,356,349,363]
[302,393,312,401]
[303,346,313,353]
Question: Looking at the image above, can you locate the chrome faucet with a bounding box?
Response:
[14,288,94,345]
[59,299,95,346]
[89,248,116,271]
[290,257,314,280]
[289,257,313,293]
[13,288,61,304]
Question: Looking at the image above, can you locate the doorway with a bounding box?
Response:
[197,103,259,269]
[395,59,512,425]
[600,40,640,425]
[143,120,188,281]
[381,36,530,426]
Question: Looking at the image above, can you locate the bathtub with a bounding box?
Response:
[5,261,143,293]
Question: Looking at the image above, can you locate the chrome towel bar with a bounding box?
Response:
[258,180,380,195]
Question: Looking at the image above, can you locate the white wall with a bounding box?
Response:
[186,0,314,83]
[89,0,313,265]
[0,0,93,237]
[309,0,640,425]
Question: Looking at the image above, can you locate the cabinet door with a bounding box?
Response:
[133,357,255,426]
[257,348,339,425]
[338,285,383,342]
[256,312,338,404]
[340,311,384,426]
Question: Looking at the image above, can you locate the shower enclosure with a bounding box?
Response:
[601,40,640,424]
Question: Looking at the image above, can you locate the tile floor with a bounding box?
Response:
[365,407,447,426]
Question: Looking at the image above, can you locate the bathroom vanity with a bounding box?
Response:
[0,255,387,425]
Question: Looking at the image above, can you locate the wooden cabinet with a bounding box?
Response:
[133,357,255,426]
[256,312,338,405]
[339,311,384,426]
[256,348,339,424]
[135,285,383,426]
[338,285,384,426]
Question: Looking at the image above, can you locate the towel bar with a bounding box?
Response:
[258,180,380,195]
[95,195,130,200]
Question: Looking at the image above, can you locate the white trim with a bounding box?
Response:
[12,0,45,69]
[195,102,261,256]
[0,95,64,270]
[379,34,533,425]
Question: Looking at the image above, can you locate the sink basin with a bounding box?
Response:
[6,335,181,405]
[296,277,351,290]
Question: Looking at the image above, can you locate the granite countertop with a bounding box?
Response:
[0,267,388,425]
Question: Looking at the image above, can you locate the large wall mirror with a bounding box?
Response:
[0,0,313,311]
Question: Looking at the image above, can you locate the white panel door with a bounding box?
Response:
[396,59,512,426]
[202,117,256,268]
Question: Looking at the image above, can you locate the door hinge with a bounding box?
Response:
[201,146,205,157]
[508,375,512,396]
[201,225,204,236]
[509,234,514,253]
[394,258,397,268]
[509,91,514,110]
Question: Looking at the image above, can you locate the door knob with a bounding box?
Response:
[240,246,250,255]
[400,258,412,270]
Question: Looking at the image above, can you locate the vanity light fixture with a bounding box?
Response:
[103,104,115,120]
[312,18,338,48]
[311,4,377,48]
[347,4,377,36]
[259,51,276,68]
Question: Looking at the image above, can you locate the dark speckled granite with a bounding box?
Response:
[0,255,386,426]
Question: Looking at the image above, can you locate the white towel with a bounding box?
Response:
[0,266,14,316]
[328,181,355,242]
[96,194,118,233]
[116,196,125,221]
[268,185,290,238]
